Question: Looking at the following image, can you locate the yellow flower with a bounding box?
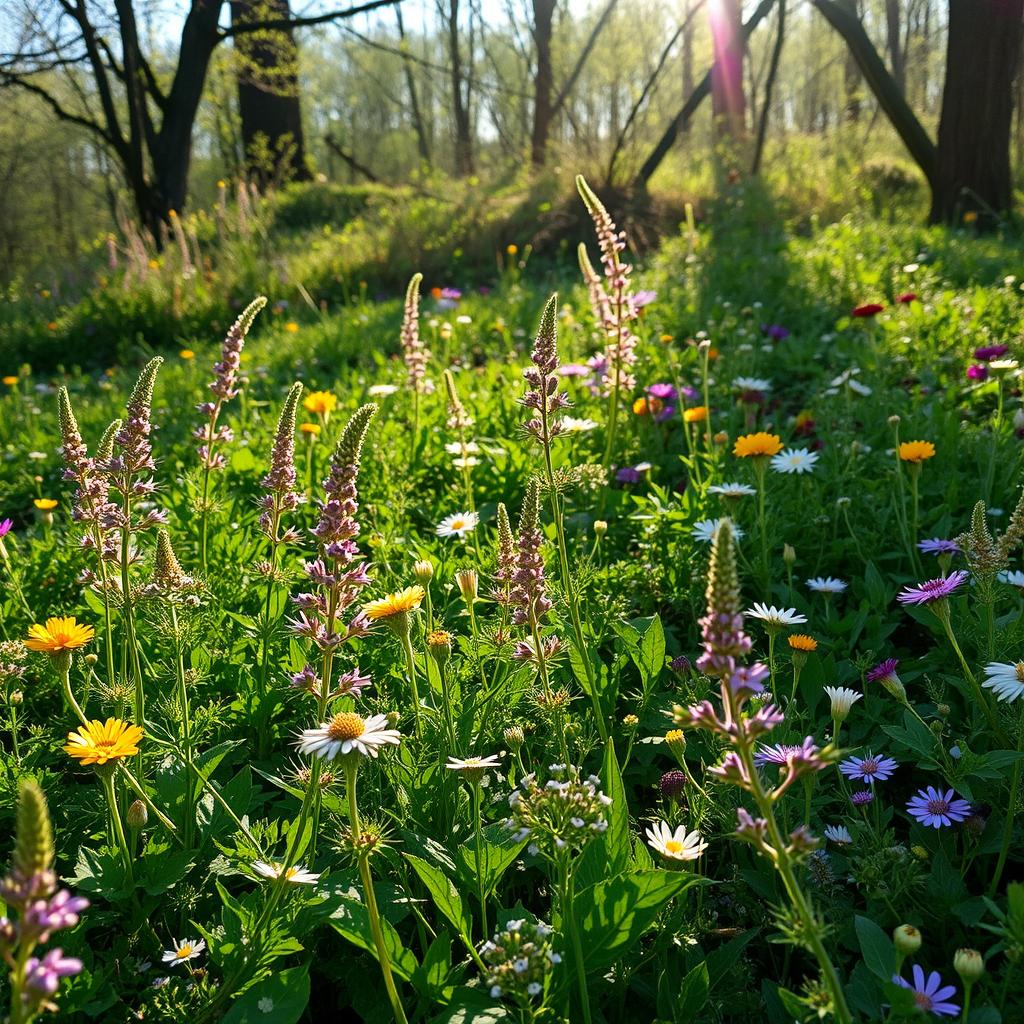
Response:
[64,718,143,766]
[506,244,518,255]
[898,440,935,463]
[25,616,94,654]
[683,406,708,423]
[363,585,425,621]
[303,391,337,416]
[47,322,57,331]
[148,259,159,270]
[633,396,663,416]
[733,432,783,458]
[659,333,674,344]
[217,179,226,189]
[285,321,300,333]
[3,376,18,386]
[300,422,321,436]
[707,347,719,360]
[33,499,58,511]
[179,349,195,360]
[963,211,978,224]
[788,634,818,652]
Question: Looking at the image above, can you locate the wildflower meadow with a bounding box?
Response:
[3,172,1024,1024]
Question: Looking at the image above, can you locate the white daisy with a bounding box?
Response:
[436,511,479,538]
[708,482,756,498]
[452,457,480,468]
[446,754,502,782]
[997,570,1024,589]
[823,825,852,845]
[162,938,206,965]
[561,416,599,433]
[367,384,399,397]
[747,603,806,626]
[692,519,745,543]
[848,379,873,396]
[990,359,1019,373]
[252,861,321,885]
[733,376,772,392]
[296,712,401,760]
[823,686,862,720]
[807,577,847,594]
[645,820,708,862]
[770,448,819,475]
[982,662,1024,703]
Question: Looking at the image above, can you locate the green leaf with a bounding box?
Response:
[327,880,419,980]
[411,929,454,1002]
[222,966,310,1023]
[453,823,526,900]
[674,961,709,1023]
[855,914,895,981]
[634,614,665,686]
[431,988,511,1023]
[577,870,699,973]
[575,740,629,889]
[706,928,758,989]
[406,854,472,942]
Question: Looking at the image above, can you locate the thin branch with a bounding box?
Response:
[220,0,402,37]
[0,71,114,144]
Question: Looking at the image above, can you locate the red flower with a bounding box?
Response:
[896,292,918,304]
[852,303,884,318]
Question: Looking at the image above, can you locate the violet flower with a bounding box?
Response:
[893,966,959,1016]
[897,570,969,605]
[906,786,971,828]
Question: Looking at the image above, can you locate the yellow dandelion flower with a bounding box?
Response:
[285,321,300,334]
[363,585,425,621]
[300,422,321,436]
[33,499,58,511]
[303,391,337,415]
[64,718,143,766]
[683,406,708,423]
[788,634,818,652]
[3,376,19,386]
[660,333,674,344]
[25,616,94,654]
[179,349,195,360]
[506,244,518,255]
[148,259,160,270]
[733,432,784,458]
[898,440,935,463]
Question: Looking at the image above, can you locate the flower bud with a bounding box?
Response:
[413,560,434,584]
[669,656,691,676]
[622,714,638,729]
[659,769,687,804]
[665,729,687,767]
[84,653,98,666]
[888,414,901,427]
[9,690,22,706]
[126,800,148,830]
[455,568,478,603]
[386,710,400,727]
[593,520,607,538]
[426,630,452,668]
[936,703,951,718]
[503,725,524,751]
[954,948,985,984]
[783,543,796,565]
[893,924,922,955]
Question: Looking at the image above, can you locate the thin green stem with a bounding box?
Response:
[558,853,592,1024]
[472,781,488,940]
[401,629,422,737]
[100,771,134,885]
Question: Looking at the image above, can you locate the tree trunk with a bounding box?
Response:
[230,0,310,188]
[885,0,905,93]
[682,0,694,98]
[445,0,474,175]
[530,0,556,167]
[930,0,1023,225]
[751,0,786,174]
[709,0,746,137]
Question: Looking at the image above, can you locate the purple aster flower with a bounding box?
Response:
[967,364,989,381]
[974,344,1009,361]
[440,287,462,300]
[654,403,676,423]
[838,753,899,784]
[893,965,960,1016]
[850,790,874,807]
[762,323,790,341]
[906,786,972,828]
[917,538,960,556]
[646,382,676,401]
[633,289,657,309]
[0,518,11,538]
[615,466,642,484]
[897,570,969,605]
[866,658,899,684]
[753,737,826,773]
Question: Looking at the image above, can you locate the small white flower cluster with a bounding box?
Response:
[481,918,561,1004]
[506,764,611,860]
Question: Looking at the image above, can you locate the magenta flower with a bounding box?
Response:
[633,289,657,309]
[838,753,898,784]
[893,965,960,1016]
[24,948,83,999]
[966,364,989,381]
[974,344,1009,361]
[866,658,899,684]
[646,382,676,401]
[897,570,969,605]
[558,363,589,377]
[907,786,971,828]
[0,518,11,538]
[917,538,960,556]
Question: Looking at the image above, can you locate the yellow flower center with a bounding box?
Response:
[175,945,193,959]
[450,518,466,530]
[327,712,366,742]
[1016,662,1024,682]
[664,840,683,854]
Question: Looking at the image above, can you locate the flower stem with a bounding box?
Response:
[100,771,134,885]
[346,761,409,1024]
[558,853,592,1024]
[401,630,423,737]
[472,781,488,940]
